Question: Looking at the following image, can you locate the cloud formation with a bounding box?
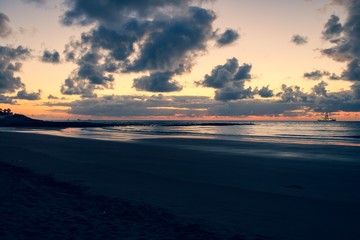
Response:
[215,29,240,47]
[320,0,360,107]
[198,57,264,101]
[351,82,360,99]
[312,81,328,97]
[198,58,280,101]
[274,82,360,113]
[54,79,360,118]
[0,13,12,38]
[61,77,98,98]
[214,81,254,101]
[257,86,274,98]
[0,46,30,94]
[322,14,343,41]
[0,95,14,104]
[60,49,116,98]
[48,94,59,100]
[276,85,310,103]
[303,70,330,80]
[322,0,360,81]
[41,50,60,63]
[199,58,252,89]
[133,72,182,92]
[16,89,41,100]
[0,45,41,103]
[60,0,237,97]
[291,34,308,45]
[342,58,360,80]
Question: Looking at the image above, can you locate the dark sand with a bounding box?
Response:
[1,131,360,239]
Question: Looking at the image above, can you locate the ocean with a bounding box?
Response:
[3,120,360,147]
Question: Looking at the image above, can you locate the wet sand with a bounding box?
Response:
[1,131,360,239]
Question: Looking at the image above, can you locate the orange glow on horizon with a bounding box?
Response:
[5,106,358,122]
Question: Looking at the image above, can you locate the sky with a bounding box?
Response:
[1,0,360,120]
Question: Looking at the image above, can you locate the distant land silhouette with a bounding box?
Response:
[0,112,254,128]
[0,114,119,128]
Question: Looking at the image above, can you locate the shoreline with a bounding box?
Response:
[1,131,360,239]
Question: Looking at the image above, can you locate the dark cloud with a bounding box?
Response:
[329,73,341,80]
[215,29,240,47]
[0,45,43,103]
[60,77,98,98]
[0,45,31,60]
[48,94,59,100]
[342,59,360,81]
[322,14,343,41]
[0,95,15,104]
[61,0,189,26]
[276,85,312,103]
[60,0,236,95]
[79,26,137,62]
[234,63,252,80]
[199,58,252,89]
[126,7,216,74]
[6,62,22,72]
[257,86,274,98]
[214,81,254,101]
[274,82,360,113]
[313,90,360,112]
[312,81,328,96]
[60,49,115,97]
[77,54,115,85]
[199,57,271,101]
[0,45,31,94]
[303,70,343,80]
[303,70,330,80]
[0,13,12,38]
[41,50,60,64]
[133,72,182,92]
[351,82,360,99]
[322,0,360,80]
[291,34,308,45]
[15,89,41,100]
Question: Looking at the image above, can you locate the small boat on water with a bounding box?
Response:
[317,112,336,122]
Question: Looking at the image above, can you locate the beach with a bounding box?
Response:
[1,131,360,240]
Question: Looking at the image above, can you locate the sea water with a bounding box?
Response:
[3,121,360,147]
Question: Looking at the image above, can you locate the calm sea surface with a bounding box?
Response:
[3,121,360,147]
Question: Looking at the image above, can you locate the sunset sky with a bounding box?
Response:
[1,0,360,120]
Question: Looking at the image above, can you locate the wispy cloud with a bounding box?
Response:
[0,13,12,38]
[291,34,308,45]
